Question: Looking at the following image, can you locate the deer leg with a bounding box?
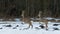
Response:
[31,25,33,29]
[23,24,30,30]
[26,22,33,29]
[24,24,33,29]
[30,23,33,29]
[45,22,48,30]
[23,22,33,30]
[29,22,33,29]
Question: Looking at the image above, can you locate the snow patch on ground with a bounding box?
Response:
[0,18,60,34]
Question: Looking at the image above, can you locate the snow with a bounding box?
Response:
[43,17,55,19]
[0,18,60,34]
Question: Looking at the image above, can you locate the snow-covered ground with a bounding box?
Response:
[0,17,60,34]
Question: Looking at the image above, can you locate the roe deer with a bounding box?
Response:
[37,11,60,30]
[37,11,48,30]
[21,10,33,29]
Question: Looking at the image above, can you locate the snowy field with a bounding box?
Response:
[0,17,60,34]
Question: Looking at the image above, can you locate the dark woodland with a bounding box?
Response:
[0,0,60,18]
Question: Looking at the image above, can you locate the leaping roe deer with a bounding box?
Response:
[21,10,33,29]
[38,11,48,30]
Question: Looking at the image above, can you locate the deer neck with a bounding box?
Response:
[21,11,25,18]
[38,11,42,20]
